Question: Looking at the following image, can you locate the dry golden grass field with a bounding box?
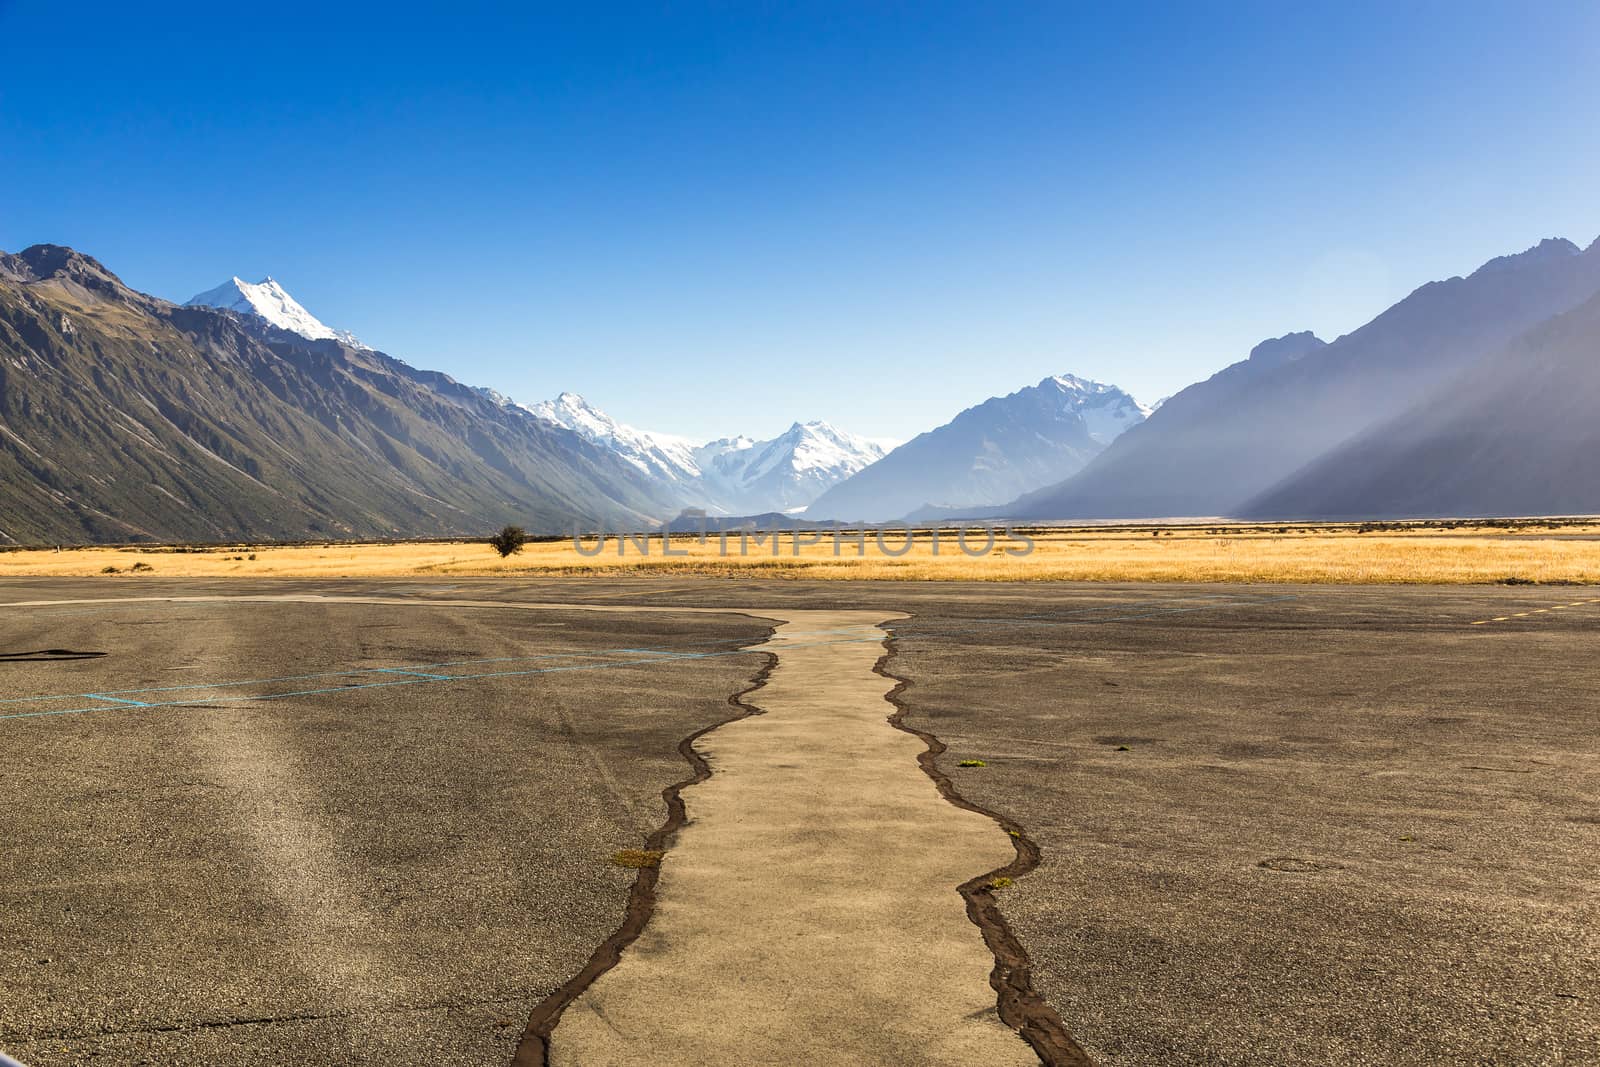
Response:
[4,521,1599,584]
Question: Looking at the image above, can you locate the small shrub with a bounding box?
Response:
[100,565,121,574]
[989,876,1014,890]
[488,525,528,558]
[130,561,154,572]
[957,759,987,768]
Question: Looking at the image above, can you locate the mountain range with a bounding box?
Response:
[0,248,914,542]
[0,246,675,543]
[3,233,1598,544]
[1241,283,1600,519]
[1009,236,1600,522]
[524,392,891,516]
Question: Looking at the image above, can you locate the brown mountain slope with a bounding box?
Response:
[0,245,673,544]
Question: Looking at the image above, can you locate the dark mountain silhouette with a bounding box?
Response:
[1011,238,1600,520]
[1242,287,1600,519]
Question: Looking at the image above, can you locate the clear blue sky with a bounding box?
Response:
[3,1,1597,441]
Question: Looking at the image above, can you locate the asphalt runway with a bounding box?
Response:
[1,578,1596,1066]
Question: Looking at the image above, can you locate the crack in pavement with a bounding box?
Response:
[510,642,780,1066]
[7,594,1085,1064]
[878,655,1094,1067]
[531,610,1049,1067]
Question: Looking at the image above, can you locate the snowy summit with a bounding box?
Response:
[524,392,892,515]
[802,371,1150,521]
[186,276,367,349]
[696,421,893,514]
[526,392,704,486]
[1041,374,1154,445]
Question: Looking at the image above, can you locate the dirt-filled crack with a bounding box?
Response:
[534,609,1031,1066]
[510,635,779,1067]
[876,635,1095,1067]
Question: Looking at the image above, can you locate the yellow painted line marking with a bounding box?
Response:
[1471,598,1600,626]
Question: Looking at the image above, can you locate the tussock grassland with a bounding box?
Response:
[3,522,1600,584]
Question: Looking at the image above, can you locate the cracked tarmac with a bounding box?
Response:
[2,578,1597,1066]
[540,610,1039,1067]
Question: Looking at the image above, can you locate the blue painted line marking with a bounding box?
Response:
[0,645,739,706]
[0,593,1299,725]
[0,622,852,709]
[0,633,890,722]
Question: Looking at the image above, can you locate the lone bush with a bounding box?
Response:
[488,524,528,558]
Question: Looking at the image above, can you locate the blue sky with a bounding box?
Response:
[3,2,1597,441]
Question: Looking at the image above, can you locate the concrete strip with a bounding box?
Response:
[5,592,1047,1062]
[545,610,1039,1067]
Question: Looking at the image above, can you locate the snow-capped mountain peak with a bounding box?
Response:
[186,276,367,348]
[693,420,891,514]
[1039,374,1153,445]
[518,393,890,515]
[803,371,1149,521]
[772,421,889,476]
[524,392,703,486]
